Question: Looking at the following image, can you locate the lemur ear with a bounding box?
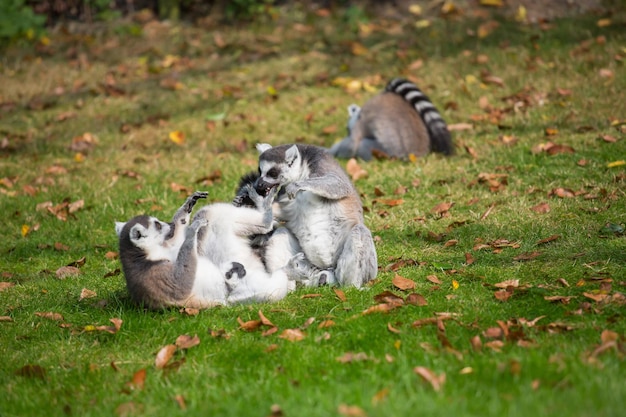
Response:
[348,104,361,116]
[285,145,300,167]
[129,224,147,242]
[256,143,272,154]
[115,221,126,237]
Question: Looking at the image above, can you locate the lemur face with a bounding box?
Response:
[116,216,174,257]
[254,144,302,195]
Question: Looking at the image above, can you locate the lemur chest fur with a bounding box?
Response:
[280,191,356,268]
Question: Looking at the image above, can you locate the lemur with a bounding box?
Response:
[253,143,378,288]
[115,191,236,309]
[329,77,454,160]
[116,187,310,309]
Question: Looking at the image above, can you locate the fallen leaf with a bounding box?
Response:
[258,310,275,327]
[513,251,541,261]
[278,328,305,342]
[530,202,550,214]
[392,274,415,291]
[426,275,442,285]
[15,364,46,379]
[334,288,347,302]
[338,404,367,417]
[346,158,368,181]
[537,235,560,245]
[406,293,427,306]
[494,289,513,302]
[155,344,177,369]
[127,369,146,390]
[0,282,15,291]
[35,312,64,321]
[336,352,371,363]
[174,394,186,410]
[544,295,576,304]
[318,320,335,329]
[79,288,97,301]
[175,334,200,350]
[237,317,262,331]
[55,265,80,279]
[414,366,445,391]
[168,131,185,145]
[362,304,395,315]
[495,279,519,289]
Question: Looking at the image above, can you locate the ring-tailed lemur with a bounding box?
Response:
[253,143,378,288]
[329,77,454,160]
[115,192,237,309]
[115,188,313,309]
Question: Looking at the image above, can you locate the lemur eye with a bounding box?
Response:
[267,167,279,179]
[154,221,162,231]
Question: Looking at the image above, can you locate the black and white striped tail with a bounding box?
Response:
[385,78,454,155]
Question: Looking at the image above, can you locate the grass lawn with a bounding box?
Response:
[1,4,624,416]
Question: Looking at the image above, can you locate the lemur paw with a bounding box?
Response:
[225,262,246,279]
[184,191,208,213]
[285,182,301,200]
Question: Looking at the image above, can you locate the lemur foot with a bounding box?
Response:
[225,262,246,279]
[286,253,335,287]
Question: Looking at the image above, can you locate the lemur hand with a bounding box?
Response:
[285,182,301,200]
[184,191,208,213]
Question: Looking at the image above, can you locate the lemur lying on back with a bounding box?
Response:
[330,78,454,160]
[252,143,378,288]
[115,187,308,309]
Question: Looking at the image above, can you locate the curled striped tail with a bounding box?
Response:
[385,78,454,155]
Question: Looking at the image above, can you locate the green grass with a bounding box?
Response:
[1,5,625,417]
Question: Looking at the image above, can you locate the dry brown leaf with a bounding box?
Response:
[495,279,519,289]
[426,275,442,285]
[174,394,186,410]
[583,292,610,303]
[15,364,47,379]
[431,201,454,215]
[35,312,64,321]
[175,334,200,350]
[127,369,146,390]
[537,235,560,245]
[237,317,262,331]
[338,404,367,417]
[79,288,97,301]
[373,198,404,207]
[336,352,371,363]
[494,289,513,302]
[346,158,368,181]
[544,295,576,304]
[362,304,395,315]
[258,310,275,327]
[387,323,401,334]
[465,252,475,265]
[530,202,551,213]
[0,316,13,322]
[333,287,347,302]
[484,340,505,352]
[262,327,279,337]
[392,274,415,291]
[414,366,445,391]
[0,282,15,291]
[318,320,335,329]
[301,317,316,329]
[278,328,305,342]
[155,344,177,369]
[96,318,123,334]
[56,265,80,279]
[406,293,427,306]
[470,335,482,351]
[513,251,541,261]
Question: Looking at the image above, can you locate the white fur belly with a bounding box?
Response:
[282,192,351,268]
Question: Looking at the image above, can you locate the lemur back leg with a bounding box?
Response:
[335,224,378,288]
[285,253,337,287]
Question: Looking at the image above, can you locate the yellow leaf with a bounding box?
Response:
[84,325,97,332]
[408,4,422,15]
[350,42,369,56]
[515,5,527,22]
[21,224,30,237]
[74,152,85,163]
[169,131,185,145]
[452,280,459,290]
[597,18,611,27]
[267,85,278,96]
[408,153,417,163]
[480,0,503,6]
[414,19,431,29]
[607,160,625,168]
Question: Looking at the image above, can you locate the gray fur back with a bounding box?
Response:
[385,78,454,155]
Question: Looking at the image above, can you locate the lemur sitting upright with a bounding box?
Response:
[253,143,378,288]
[330,78,454,160]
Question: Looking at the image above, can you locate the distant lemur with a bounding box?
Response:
[330,77,454,160]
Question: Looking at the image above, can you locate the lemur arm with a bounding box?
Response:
[171,191,208,224]
[286,174,354,200]
[170,219,204,291]
[233,188,276,236]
